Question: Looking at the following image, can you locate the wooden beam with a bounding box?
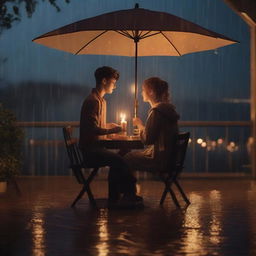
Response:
[250,26,256,178]
[223,1,256,177]
[223,0,256,23]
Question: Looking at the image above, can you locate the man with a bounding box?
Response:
[79,66,142,206]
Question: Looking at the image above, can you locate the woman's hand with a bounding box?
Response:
[133,117,144,130]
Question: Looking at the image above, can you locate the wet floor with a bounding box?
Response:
[1,176,256,256]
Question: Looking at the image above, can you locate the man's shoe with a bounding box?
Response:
[108,198,120,209]
[122,194,143,202]
[117,194,144,209]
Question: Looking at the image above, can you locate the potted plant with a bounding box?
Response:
[0,104,24,192]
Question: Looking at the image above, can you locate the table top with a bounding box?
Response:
[98,135,144,149]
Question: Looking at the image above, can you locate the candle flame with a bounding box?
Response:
[120,113,126,122]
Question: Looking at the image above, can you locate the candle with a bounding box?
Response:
[120,113,127,135]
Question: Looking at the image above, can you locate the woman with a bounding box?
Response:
[125,77,180,173]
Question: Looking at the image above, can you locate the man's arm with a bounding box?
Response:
[83,99,121,135]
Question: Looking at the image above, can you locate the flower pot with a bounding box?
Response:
[0,181,7,193]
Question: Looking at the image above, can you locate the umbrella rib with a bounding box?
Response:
[116,30,134,40]
[141,31,161,39]
[160,31,181,56]
[140,31,153,38]
[75,30,108,55]
[138,30,144,37]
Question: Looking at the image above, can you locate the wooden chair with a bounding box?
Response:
[159,132,191,208]
[63,126,103,207]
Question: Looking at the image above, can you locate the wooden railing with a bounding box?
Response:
[16,121,252,127]
[15,121,252,176]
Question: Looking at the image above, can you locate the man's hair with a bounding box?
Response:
[94,66,119,86]
[143,77,170,103]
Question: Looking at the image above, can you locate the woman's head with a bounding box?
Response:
[142,77,170,104]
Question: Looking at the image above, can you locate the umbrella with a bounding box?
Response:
[33,3,238,117]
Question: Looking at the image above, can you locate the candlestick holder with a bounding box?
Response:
[133,126,140,136]
[121,121,127,136]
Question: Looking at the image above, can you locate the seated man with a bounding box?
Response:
[79,66,142,205]
[125,77,180,173]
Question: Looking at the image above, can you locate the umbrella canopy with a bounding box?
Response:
[33,3,238,116]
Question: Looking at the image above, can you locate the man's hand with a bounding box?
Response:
[106,123,119,129]
[108,123,122,133]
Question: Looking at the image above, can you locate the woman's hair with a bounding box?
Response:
[143,77,170,102]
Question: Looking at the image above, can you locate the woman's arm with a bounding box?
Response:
[140,110,161,145]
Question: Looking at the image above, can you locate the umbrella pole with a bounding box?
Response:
[133,36,140,136]
[134,39,138,118]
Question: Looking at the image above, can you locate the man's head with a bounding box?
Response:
[94,66,119,94]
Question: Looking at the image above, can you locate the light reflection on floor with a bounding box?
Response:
[31,209,45,256]
[182,193,205,255]
[209,190,222,246]
[96,209,109,256]
[0,177,255,256]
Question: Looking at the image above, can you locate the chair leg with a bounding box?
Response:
[160,185,181,208]
[160,180,181,208]
[160,175,171,205]
[71,167,99,208]
[85,184,97,207]
[168,187,181,208]
[71,185,97,208]
[87,167,99,184]
[85,168,99,207]
[174,180,190,205]
[160,187,168,205]
[71,187,86,207]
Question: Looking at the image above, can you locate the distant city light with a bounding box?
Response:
[230,141,235,147]
[197,138,203,144]
[211,141,217,147]
[227,142,239,152]
[188,138,192,143]
[201,142,207,147]
[217,138,224,144]
[227,145,234,152]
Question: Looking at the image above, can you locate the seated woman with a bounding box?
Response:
[125,77,180,173]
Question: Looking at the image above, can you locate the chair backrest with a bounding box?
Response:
[63,126,85,184]
[168,132,190,175]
